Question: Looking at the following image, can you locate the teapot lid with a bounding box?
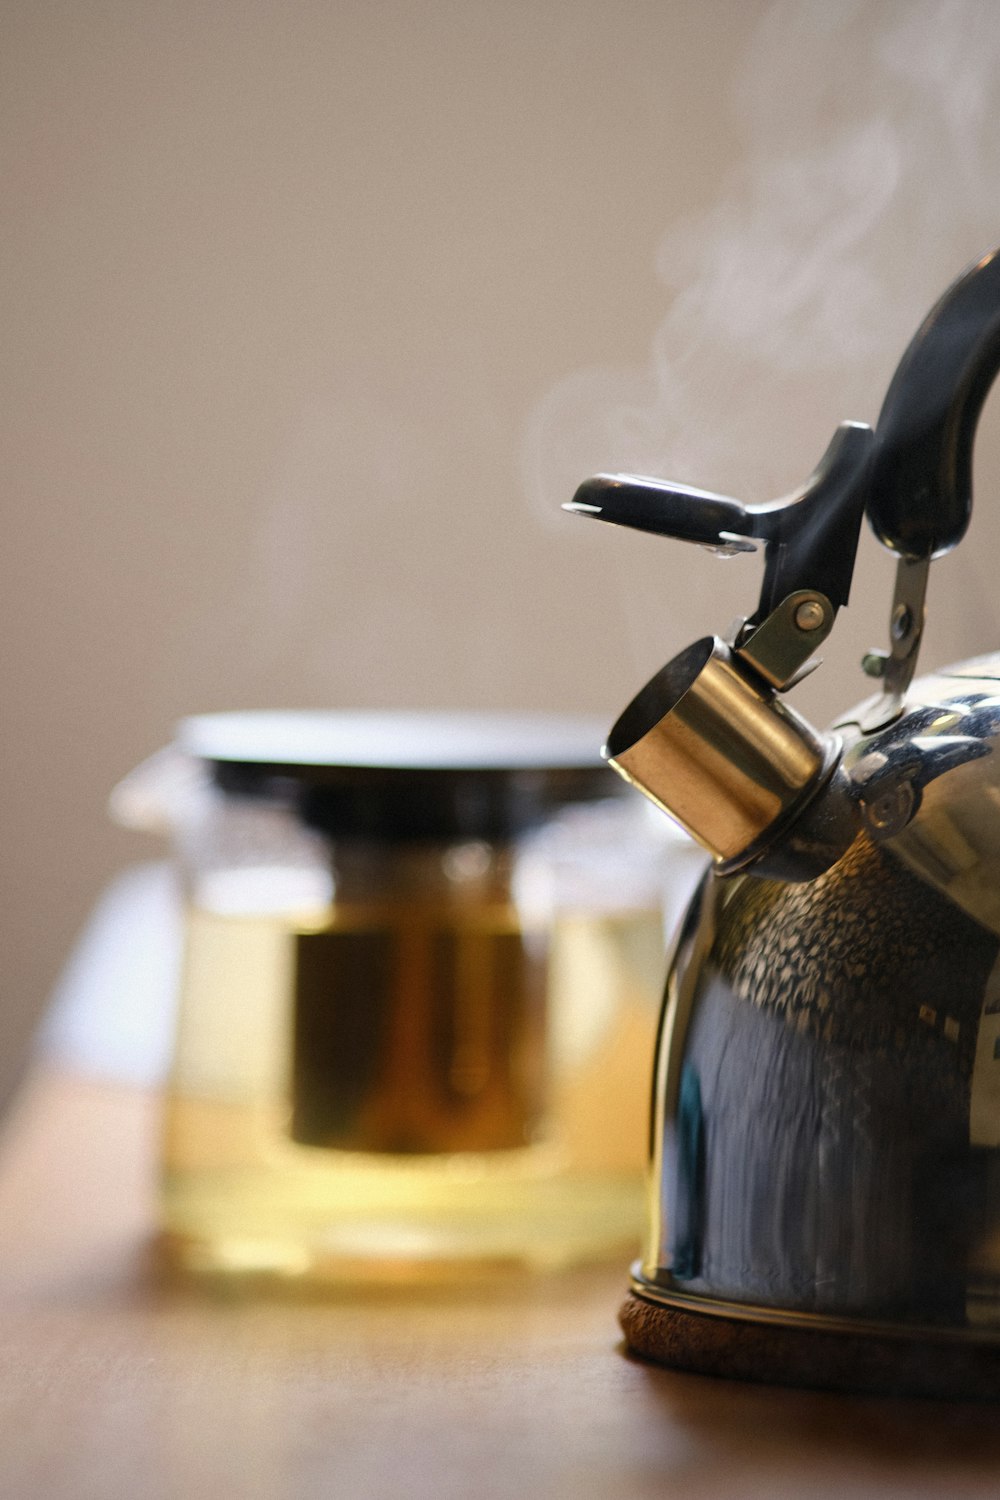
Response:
[177,710,619,842]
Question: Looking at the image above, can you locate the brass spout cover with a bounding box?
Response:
[604,637,832,867]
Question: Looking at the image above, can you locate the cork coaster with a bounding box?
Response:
[620,1290,1000,1400]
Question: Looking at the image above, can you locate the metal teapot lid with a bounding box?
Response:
[178,709,620,842]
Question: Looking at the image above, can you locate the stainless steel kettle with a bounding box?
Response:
[570,248,1000,1397]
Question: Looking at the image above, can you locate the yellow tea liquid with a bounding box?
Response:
[161,902,663,1281]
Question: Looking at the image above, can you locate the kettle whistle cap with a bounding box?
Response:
[605,637,835,869]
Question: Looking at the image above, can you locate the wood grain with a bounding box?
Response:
[0,1068,999,1498]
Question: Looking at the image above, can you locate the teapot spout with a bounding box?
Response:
[109,745,204,838]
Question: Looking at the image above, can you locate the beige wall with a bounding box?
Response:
[4,0,1000,1106]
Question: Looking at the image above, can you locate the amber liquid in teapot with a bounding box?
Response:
[162,875,663,1280]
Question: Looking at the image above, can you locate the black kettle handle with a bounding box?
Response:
[869,248,1000,561]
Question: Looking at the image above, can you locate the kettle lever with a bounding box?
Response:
[565,420,873,688]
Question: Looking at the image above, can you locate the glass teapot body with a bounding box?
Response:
[113,710,691,1281]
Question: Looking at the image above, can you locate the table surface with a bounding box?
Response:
[1,1069,999,1499]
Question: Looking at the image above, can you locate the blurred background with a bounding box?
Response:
[5,0,1000,1109]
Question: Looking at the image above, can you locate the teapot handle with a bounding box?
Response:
[869,247,1000,561]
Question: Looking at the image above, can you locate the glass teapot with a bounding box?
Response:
[111,710,696,1281]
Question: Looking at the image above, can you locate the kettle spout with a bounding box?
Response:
[604,636,859,881]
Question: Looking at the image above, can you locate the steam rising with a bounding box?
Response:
[524,0,1000,519]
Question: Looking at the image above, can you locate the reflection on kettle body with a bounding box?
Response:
[665,819,997,1322]
[669,1062,704,1282]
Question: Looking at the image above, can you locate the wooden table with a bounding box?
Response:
[0,1068,998,1498]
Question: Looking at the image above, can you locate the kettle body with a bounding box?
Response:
[639,654,1000,1333]
[569,247,1000,1394]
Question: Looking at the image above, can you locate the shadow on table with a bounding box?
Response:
[622,1340,1000,1476]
